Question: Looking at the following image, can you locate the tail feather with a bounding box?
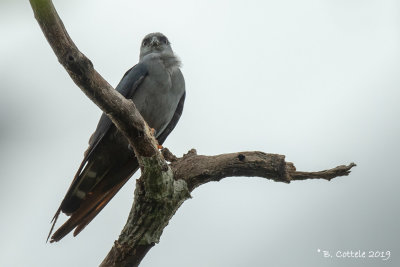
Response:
[50,159,139,242]
[50,180,121,242]
[73,177,129,236]
[46,208,61,243]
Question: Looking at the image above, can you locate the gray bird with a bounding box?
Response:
[48,32,185,242]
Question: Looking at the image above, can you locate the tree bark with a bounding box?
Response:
[29,1,356,266]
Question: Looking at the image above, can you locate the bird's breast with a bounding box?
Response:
[132,66,184,136]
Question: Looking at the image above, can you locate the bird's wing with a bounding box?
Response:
[66,91,186,239]
[157,91,185,145]
[47,63,148,242]
[49,90,185,242]
[88,63,148,151]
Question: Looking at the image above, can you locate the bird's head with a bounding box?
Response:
[139,32,174,60]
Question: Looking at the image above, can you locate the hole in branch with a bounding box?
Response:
[67,54,75,62]
[238,154,245,161]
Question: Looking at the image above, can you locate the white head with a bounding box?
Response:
[139,32,174,61]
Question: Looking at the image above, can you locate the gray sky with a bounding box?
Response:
[0,0,399,266]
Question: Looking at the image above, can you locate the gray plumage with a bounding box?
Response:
[48,32,185,242]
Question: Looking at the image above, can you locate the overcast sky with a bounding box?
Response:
[0,0,399,266]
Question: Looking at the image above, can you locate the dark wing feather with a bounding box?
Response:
[157,91,185,145]
[88,63,148,150]
[49,90,185,242]
[69,93,186,238]
[47,63,148,242]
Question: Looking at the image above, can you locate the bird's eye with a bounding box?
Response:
[160,36,169,45]
[142,39,149,46]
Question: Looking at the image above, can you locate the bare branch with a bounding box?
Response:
[30,1,356,267]
[161,147,179,162]
[291,163,356,181]
[100,173,190,267]
[169,150,356,191]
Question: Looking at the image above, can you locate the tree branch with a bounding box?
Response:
[29,0,158,158]
[164,148,356,191]
[30,1,356,267]
[29,0,175,265]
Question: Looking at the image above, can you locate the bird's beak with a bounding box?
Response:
[150,36,160,47]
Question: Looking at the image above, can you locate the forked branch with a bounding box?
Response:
[30,1,356,267]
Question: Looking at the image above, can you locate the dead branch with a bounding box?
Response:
[29,1,356,266]
[165,149,356,191]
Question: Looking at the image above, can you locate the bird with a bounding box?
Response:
[48,32,185,242]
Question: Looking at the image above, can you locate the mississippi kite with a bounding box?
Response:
[48,32,185,242]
